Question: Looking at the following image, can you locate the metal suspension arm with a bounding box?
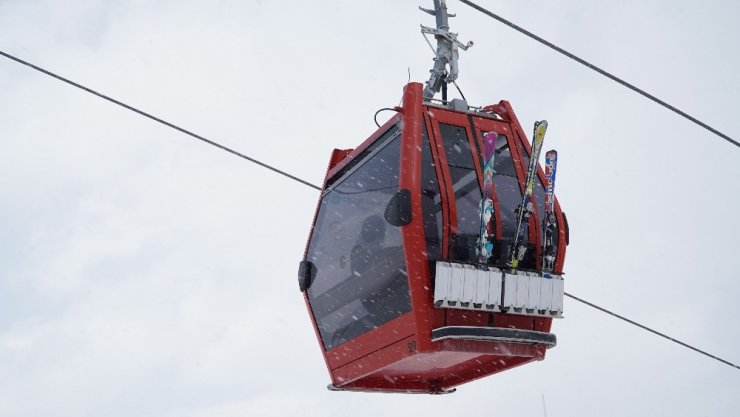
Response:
[420,0,473,100]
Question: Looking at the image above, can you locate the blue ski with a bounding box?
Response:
[541,149,558,273]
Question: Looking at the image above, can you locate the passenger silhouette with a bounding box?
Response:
[350,214,386,274]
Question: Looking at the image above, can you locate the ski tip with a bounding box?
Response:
[533,120,548,139]
[483,131,498,140]
[483,131,498,147]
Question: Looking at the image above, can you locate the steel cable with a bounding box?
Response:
[458,0,740,149]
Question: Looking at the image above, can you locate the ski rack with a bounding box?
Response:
[433,261,564,318]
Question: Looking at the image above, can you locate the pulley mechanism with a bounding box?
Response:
[420,0,473,100]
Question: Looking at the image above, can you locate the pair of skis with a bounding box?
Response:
[509,121,547,270]
[476,131,498,265]
[476,121,558,274]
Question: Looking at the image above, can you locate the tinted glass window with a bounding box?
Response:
[306,130,410,350]
[438,123,482,263]
[421,122,443,261]
[324,128,393,189]
[492,135,523,263]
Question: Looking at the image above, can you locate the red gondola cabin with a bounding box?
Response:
[298,82,568,394]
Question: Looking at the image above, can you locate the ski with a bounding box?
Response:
[509,120,547,270]
[541,149,558,273]
[476,131,498,266]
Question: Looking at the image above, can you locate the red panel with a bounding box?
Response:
[328,148,353,171]
[494,313,535,330]
[326,313,416,370]
[437,355,539,391]
[445,309,489,327]
[331,335,418,386]
[334,337,548,393]
[534,316,552,333]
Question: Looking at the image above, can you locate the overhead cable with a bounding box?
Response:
[458,0,740,150]
[565,292,739,370]
[0,50,321,191]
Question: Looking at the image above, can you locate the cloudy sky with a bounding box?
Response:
[1,0,739,416]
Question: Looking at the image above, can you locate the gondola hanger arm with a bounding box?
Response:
[420,0,473,100]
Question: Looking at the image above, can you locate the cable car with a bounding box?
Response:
[298,1,568,394]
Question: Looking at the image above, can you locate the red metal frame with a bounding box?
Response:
[300,83,565,394]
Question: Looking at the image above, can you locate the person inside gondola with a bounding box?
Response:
[350,214,386,274]
[347,214,407,331]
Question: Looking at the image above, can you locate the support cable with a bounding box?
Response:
[458,0,740,149]
[566,292,740,370]
[0,50,321,191]
[1,49,738,371]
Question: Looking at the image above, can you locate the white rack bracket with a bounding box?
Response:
[433,262,564,318]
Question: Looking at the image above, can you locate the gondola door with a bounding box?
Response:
[425,107,490,328]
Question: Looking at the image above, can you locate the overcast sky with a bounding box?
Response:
[1,1,739,416]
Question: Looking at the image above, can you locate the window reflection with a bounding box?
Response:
[492,135,524,264]
[421,122,443,262]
